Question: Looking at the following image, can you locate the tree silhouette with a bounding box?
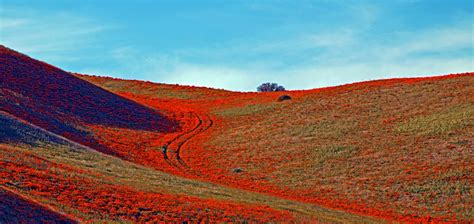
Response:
[257,83,285,92]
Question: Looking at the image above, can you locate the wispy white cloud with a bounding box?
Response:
[0,7,108,63]
[385,26,473,57]
[0,18,28,29]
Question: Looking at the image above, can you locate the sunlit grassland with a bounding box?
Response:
[205,75,474,220]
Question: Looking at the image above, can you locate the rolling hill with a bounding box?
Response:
[1,45,472,222]
[80,72,473,222]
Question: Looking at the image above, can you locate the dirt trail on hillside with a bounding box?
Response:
[165,112,214,170]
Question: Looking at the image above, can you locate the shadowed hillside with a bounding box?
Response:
[0,188,77,224]
[0,45,175,154]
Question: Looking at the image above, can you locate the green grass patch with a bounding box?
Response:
[395,104,473,136]
[213,103,277,117]
[311,145,359,164]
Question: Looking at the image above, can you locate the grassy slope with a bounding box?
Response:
[0,111,376,222]
[206,74,473,221]
[81,73,473,222]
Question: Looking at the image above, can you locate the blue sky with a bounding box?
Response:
[1,0,472,91]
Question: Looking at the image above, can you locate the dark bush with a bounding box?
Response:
[277,95,292,102]
[257,83,285,92]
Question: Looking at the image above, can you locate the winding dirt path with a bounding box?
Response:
[164,111,214,171]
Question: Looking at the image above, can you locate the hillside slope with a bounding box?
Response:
[82,72,473,222]
[1,47,383,222]
[1,45,472,222]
